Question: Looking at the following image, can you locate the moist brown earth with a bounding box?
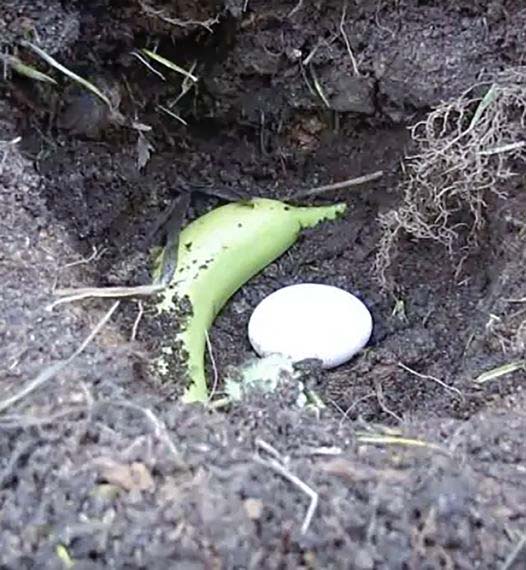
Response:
[1,1,526,568]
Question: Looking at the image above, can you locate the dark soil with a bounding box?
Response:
[1,1,526,568]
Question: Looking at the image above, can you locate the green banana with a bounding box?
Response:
[153,197,346,403]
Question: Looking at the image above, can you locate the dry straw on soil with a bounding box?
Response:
[376,67,526,286]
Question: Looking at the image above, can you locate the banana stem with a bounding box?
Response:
[292,202,347,228]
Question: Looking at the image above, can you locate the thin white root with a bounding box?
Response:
[398,362,464,400]
[255,439,318,535]
[340,1,360,76]
[290,170,383,199]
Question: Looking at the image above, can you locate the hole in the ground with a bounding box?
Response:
[2,0,525,429]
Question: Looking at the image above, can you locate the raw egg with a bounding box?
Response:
[248,283,372,368]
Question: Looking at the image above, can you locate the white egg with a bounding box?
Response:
[248,283,373,368]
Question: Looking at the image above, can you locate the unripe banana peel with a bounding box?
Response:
[153,197,346,403]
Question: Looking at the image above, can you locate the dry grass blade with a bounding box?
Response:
[157,104,187,125]
[356,433,450,456]
[0,136,21,146]
[48,284,165,311]
[500,534,526,570]
[468,83,498,131]
[130,49,166,81]
[56,545,74,569]
[130,301,144,342]
[21,41,113,108]
[171,60,198,105]
[2,54,57,84]
[141,49,198,83]
[309,66,330,108]
[288,0,304,18]
[473,360,526,384]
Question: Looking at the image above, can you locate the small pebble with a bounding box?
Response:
[248,283,372,368]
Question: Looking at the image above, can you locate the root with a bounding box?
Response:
[375,67,526,287]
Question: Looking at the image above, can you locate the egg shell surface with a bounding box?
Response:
[248,283,373,368]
